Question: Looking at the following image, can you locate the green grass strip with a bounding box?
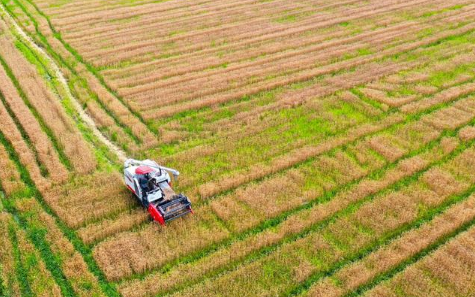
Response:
[0,267,9,297]
[0,265,6,297]
[7,223,33,297]
[0,129,121,297]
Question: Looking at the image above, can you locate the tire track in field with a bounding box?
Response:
[0,3,127,162]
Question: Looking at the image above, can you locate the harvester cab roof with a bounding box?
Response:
[124,159,193,225]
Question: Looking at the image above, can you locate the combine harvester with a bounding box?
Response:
[124,159,193,225]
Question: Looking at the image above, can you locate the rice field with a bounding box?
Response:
[1,0,475,296]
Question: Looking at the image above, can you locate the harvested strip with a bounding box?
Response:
[77,209,149,245]
[42,172,135,229]
[93,205,230,281]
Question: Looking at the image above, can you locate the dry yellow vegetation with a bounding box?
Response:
[1,0,475,296]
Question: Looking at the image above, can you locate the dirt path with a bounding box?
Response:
[0,4,127,162]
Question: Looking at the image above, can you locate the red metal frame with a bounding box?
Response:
[135,165,154,175]
[127,185,136,194]
[148,204,165,225]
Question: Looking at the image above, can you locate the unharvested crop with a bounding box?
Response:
[304,193,475,297]
[363,225,475,297]
[0,20,97,175]
[1,0,475,296]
